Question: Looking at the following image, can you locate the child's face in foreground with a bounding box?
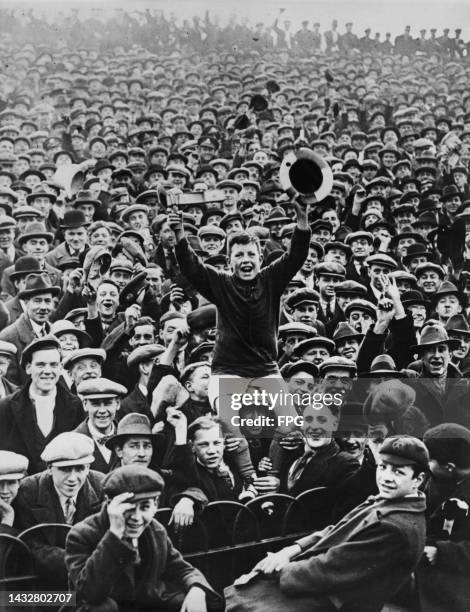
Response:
[376,459,423,499]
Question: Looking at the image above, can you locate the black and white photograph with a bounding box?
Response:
[0,0,469,609]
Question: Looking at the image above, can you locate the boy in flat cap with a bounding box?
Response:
[14,432,104,589]
[75,377,128,473]
[66,465,223,612]
[0,450,28,534]
[226,435,428,612]
[416,423,470,612]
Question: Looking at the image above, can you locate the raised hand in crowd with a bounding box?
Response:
[107,492,136,539]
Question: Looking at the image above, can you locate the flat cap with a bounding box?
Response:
[197,224,226,239]
[286,288,320,309]
[0,340,17,358]
[319,356,357,375]
[424,423,470,469]
[365,253,398,270]
[0,451,28,480]
[21,335,61,368]
[77,377,127,399]
[335,280,368,296]
[103,465,164,501]
[379,435,429,471]
[344,231,374,245]
[127,344,166,368]
[280,360,318,379]
[41,432,95,467]
[63,348,106,370]
[278,322,317,338]
[344,299,376,319]
[293,336,335,356]
[314,261,346,278]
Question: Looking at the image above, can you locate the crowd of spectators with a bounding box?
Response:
[0,7,470,612]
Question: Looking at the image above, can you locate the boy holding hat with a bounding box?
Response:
[227,435,428,612]
[66,465,223,611]
[14,432,104,589]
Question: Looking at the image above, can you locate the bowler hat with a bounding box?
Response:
[17,273,60,300]
[61,209,89,229]
[9,256,42,281]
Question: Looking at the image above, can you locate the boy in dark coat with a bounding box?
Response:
[66,465,223,611]
[416,423,470,612]
[226,435,428,612]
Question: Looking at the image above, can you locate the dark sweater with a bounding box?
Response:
[176,226,310,376]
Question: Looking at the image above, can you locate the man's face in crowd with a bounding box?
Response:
[184,364,210,400]
[70,357,102,386]
[0,227,15,250]
[408,304,427,328]
[30,196,52,218]
[322,368,353,398]
[146,267,164,295]
[292,299,318,325]
[369,264,391,289]
[444,196,461,215]
[301,246,320,274]
[229,241,261,281]
[451,333,470,361]
[116,436,153,467]
[159,222,176,249]
[0,479,20,505]
[26,348,61,394]
[348,309,375,334]
[302,404,339,449]
[160,317,186,346]
[84,396,119,432]
[191,425,224,469]
[25,292,53,324]
[222,187,239,212]
[23,237,49,260]
[317,273,341,299]
[435,295,461,321]
[418,271,441,294]
[301,346,331,366]
[110,268,132,290]
[50,464,90,499]
[324,248,347,266]
[336,337,360,361]
[96,282,119,318]
[200,234,224,255]
[350,238,372,259]
[421,343,450,376]
[312,228,332,246]
[286,370,316,397]
[64,227,88,252]
[57,332,79,356]
[130,324,156,348]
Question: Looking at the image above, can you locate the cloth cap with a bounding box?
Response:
[41,432,95,467]
[63,348,106,370]
[77,377,127,399]
[127,344,166,367]
[379,435,430,471]
[103,465,164,501]
[0,451,28,480]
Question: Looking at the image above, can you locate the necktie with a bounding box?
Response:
[216,463,234,490]
[64,498,75,525]
[288,453,313,490]
[326,302,333,319]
